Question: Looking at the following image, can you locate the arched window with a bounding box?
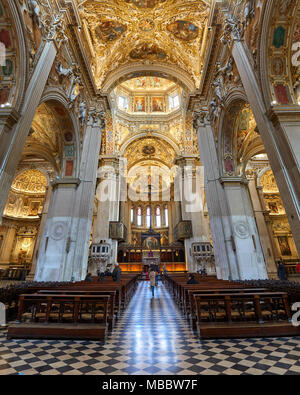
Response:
[146,206,151,228]
[137,206,142,227]
[131,206,134,223]
[164,205,168,227]
[156,206,161,228]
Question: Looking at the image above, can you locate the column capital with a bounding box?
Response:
[88,107,106,130]
[220,176,249,186]
[221,14,245,45]
[45,13,68,49]
[51,178,81,189]
[193,109,211,129]
[0,108,20,129]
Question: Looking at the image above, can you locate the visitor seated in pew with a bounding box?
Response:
[105,269,112,277]
[85,273,93,282]
[187,274,199,285]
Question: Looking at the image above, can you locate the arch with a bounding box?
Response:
[0,0,28,112]
[101,62,196,94]
[119,131,181,157]
[218,94,265,177]
[260,0,300,107]
[34,91,81,178]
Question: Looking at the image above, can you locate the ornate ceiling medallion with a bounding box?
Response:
[129,43,167,60]
[142,145,156,155]
[167,21,199,41]
[95,21,127,42]
[139,19,155,32]
[125,0,166,9]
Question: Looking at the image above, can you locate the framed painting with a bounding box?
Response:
[152,97,164,112]
[134,97,146,112]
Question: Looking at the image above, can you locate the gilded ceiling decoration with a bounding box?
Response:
[121,76,176,91]
[124,0,167,9]
[11,170,47,195]
[167,21,199,41]
[79,0,210,89]
[124,137,176,169]
[95,21,127,42]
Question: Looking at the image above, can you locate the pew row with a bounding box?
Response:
[164,273,300,339]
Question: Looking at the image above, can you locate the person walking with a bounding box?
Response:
[149,267,156,298]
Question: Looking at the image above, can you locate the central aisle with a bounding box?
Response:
[1,282,300,375]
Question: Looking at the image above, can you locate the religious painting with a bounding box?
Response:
[0,29,12,49]
[236,129,248,152]
[272,57,284,76]
[273,26,286,48]
[167,21,199,41]
[130,43,167,61]
[125,0,166,9]
[131,232,141,247]
[65,160,73,177]
[65,145,74,157]
[95,21,127,42]
[2,59,13,77]
[160,232,169,247]
[142,235,160,250]
[0,87,10,105]
[274,84,291,105]
[278,236,292,256]
[152,97,164,112]
[134,97,146,112]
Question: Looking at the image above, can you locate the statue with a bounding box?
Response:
[78,100,87,126]
[56,62,73,78]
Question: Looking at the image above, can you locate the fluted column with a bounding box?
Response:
[71,108,105,280]
[27,184,53,280]
[0,224,17,266]
[35,178,81,282]
[248,178,278,279]
[221,177,268,280]
[93,156,121,266]
[193,111,238,280]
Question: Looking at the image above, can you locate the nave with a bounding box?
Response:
[1,282,300,376]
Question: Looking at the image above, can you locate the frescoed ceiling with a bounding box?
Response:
[121,76,176,92]
[78,0,210,89]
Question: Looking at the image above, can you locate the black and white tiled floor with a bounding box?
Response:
[1,282,300,375]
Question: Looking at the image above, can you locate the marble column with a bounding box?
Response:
[0,39,59,221]
[221,177,268,280]
[71,109,105,280]
[34,178,81,282]
[175,156,211,273]
[194,112,238,280]
[229,32,300,256]
[248,178,278,279]
[27,184,53,280]
[93,156,121,266]
[0,224,17,266]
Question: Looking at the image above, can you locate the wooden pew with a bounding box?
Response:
[8,293,110,340]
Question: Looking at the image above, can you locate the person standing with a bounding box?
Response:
[112,262,122,282]
[149,268,156,298]
[277,260,288,281]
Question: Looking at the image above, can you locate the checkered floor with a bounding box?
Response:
[1,282,300,375]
